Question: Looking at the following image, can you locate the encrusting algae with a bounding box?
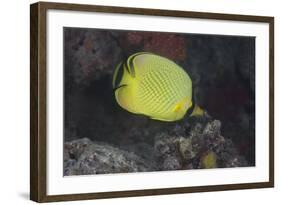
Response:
[201,151,217,169]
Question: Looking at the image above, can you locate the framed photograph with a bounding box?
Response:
[30,1,274,202]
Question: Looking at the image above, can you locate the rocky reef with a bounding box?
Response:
[63,27,255,175]
[64,113,247,175]
[64,138,152,175]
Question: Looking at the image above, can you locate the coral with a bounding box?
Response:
[154,115,247,171]
[64,114,248,175]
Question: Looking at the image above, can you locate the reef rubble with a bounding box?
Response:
[64,113,247,176]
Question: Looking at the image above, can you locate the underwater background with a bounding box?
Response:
[63,27,255,175]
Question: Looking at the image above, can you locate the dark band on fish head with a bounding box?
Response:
[113,61,124,89]
[124,61,131,76]
[126,54,137,78]
[128,57,135,77]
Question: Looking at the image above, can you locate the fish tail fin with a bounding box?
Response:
[190,104,204,117]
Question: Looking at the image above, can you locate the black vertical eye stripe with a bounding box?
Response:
[128,56,136,77]
[124,61,130,75]
[113,62,125,89]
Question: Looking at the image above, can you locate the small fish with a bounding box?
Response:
[113,52,203,122]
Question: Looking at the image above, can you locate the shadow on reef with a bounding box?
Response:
[63,28,255,175]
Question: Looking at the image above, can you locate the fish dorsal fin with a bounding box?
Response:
[126,52,154,77]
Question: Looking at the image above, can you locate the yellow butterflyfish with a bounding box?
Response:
[112,52,203,122]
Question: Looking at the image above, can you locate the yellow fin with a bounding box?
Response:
[190,105,204,116]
